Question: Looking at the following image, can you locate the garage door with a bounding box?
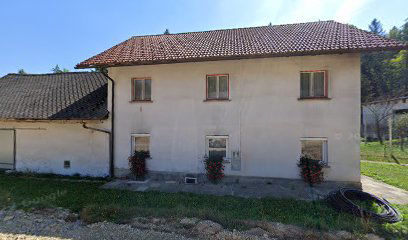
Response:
[0,130,15,169]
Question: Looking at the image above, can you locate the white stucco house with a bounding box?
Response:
[1,21,407,187]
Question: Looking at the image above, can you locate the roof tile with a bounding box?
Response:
[0,72,108,120]
[76,21,408,68]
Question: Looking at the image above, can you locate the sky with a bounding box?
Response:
[0,0,406,76]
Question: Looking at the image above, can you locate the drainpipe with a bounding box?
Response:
[82,123,112,177]
[104,72,115,178]
[82,71,116,178]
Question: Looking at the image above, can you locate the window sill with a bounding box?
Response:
[129,100,153,103]
[298,97,331,101]
[203,99,231,102]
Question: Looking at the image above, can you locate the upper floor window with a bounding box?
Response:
[300,71,328,98]
[132,78,151,101]
[206,74,229,100]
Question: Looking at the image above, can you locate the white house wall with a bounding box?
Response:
[0,121,110,177]
[109,54,361,182]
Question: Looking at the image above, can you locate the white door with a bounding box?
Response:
[0,130,15,169]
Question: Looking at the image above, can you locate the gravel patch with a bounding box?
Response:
[0,208,383,240]
[0,208,193,240]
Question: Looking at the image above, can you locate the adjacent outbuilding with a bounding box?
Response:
[0,72,111,177]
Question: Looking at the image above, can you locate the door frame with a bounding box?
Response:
[0,129,16,170]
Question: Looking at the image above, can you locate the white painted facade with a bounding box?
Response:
[109,54,361,182]
[0,120,110,177]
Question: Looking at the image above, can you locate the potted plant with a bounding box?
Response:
[128,150,150,180]
[298,155,324,185]
[204,155,225,183]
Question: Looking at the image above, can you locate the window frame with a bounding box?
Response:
[131,133,150,155]
[131,77,152,102]
[300,137,328,165]
[205,135,230,161]
[299,70,329,99]
[205,74,230,100]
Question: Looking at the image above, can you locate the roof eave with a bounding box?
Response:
[0,116,109,122]
[75,45,408,69]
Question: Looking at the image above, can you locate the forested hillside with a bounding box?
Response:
[361,18,408,103]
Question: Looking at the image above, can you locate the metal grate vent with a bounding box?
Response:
[184,177,197,184]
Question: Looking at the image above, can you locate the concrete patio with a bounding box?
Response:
[102,174,408,204]
[362,175,408,204]
[102,177,359,200]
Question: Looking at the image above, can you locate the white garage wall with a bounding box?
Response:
[0,121,110,177]
[108,54,361,182]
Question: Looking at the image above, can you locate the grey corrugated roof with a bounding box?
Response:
[0,72,109,120]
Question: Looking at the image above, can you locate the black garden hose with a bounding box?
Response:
[326,188,402,223]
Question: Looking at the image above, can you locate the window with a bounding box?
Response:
[132,78,151,101]
[131,134,150,154]
[206,136,229,160]
[300,71,327,98]
[301,138,328,165]
[206,74,229,100]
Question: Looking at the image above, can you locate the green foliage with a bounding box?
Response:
[17,69,27,74]
[0,172,407,238]
[369,18,385,36]
[361,161,408,191]
[81,204,133,224]
[361,141,408,164]
[0,189,13,208]
[163,28,170,34]
[51,64,69,73]
[361,18,408,103]
[395,114,408,137]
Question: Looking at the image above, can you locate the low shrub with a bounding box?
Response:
[298,155,324,185]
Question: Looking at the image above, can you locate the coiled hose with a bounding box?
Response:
[326,188,402,223]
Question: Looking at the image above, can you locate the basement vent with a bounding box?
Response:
[184,177,197,184]
[64,161,71,169]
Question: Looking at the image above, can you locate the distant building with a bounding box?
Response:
[362,96,408,140]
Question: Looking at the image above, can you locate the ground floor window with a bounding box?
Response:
[206,136,229,160]
[131,134,150,154]
[300,137,328,165]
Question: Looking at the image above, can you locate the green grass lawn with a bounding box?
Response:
[0,173,407,239]
[361,161,408,191]
[361,141,408,164]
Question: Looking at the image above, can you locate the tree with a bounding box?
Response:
[365,98,397,144]
[389,26,402,40]
[18,69,27,74]
[361,18,408,102]
[394,114,408,150]
[51,65,69,73]
[163,29,170,34]
[51,65,61,73]
[369,18,385,36]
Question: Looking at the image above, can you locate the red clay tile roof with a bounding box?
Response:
[76,20,408,68]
